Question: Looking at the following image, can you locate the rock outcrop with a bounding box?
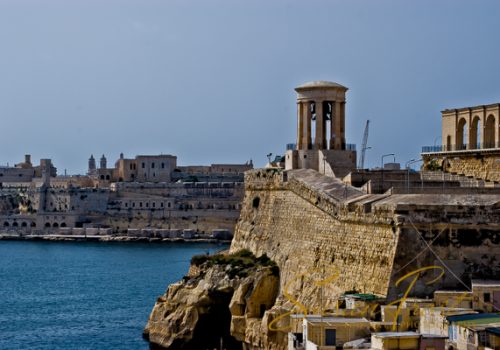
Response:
[144,250,279,350]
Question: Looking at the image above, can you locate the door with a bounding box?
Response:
[325,328,336,346]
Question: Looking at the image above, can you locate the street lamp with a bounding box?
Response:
[406,159,423,193]
[381,153,395,193]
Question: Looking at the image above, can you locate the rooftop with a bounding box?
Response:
[446,313,500,325]
[441,103,500,114]
[372,331,420,338]
[302,315,368,324]
[295,80,348,91]
[472,280,500,288]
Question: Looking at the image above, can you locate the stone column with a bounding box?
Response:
[467,109,473,150]
[329,101,336,150]
[340,102,346,149]
[334,100,342,150]
[306,102,312,149]
[495,109,500,148]
[479,107,486,149]
[297,102,304,149]
[315,100,324,149]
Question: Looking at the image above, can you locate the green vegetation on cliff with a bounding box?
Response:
[191,249,279,278]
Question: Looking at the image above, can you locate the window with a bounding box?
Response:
[146,202,149,208]
[152,202,155,208]
[160,202,164,208]
[142,162,145,169]
[161,163,165,169]
[167,202,171,208]
[125,203,128,207]
[139,202,143,207]
[325,329,336,346]
[151,162,155,168]
[484,293,491,302]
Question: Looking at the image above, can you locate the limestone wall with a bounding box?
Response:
[423,151,500,182]
[227,168,500,349]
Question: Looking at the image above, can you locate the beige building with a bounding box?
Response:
[471,280,500,313]
[419,307,477,337]
[447,313,500,350]
[441,104,500,151]
[301,316,370,349]
[422,103,500,183]
[285,81,357,178]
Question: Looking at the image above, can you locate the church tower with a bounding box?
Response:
[88,155,96,175]
[100,155,107,169]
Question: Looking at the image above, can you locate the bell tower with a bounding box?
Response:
[286,81,356,178]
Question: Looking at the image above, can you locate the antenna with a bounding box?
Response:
[358,120,370,169]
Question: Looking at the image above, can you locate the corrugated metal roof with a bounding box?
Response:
[446,313,500,325]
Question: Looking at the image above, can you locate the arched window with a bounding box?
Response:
[53,222,59,228]
[4,221,9,227]
[456,118,467,150]
[12,222,18,227]
[60,223,67,227]
[470,116,480,149]
[45,222,51,228]
[21,222,27,227]
[484,114,496,148]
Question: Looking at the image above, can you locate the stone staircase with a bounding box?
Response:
[421,171,500,188]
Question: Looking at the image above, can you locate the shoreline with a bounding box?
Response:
[0,233,231,244]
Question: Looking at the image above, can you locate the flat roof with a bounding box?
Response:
[304,315,368,324]
[447,313,500,325]
[372,331,419,338]
[441,103,500,113]
[343,293,384,301]
[472,280,500,288]
[486,327,500,335]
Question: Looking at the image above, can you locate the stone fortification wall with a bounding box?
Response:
[228,168,500,349]
[231,169,399,305]
[423,151,500,182]
[145,167,499,350]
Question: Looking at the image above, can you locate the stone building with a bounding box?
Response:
[422,103,500,183]
[285,81,357,178]
[0,153,252,235]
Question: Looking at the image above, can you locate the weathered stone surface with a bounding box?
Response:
[146,168,499,350]
[144,252,279,350]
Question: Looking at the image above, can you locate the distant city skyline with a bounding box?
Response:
[1,0,499,174]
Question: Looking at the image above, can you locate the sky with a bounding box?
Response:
[1,0,499,174]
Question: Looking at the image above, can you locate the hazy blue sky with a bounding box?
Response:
[1,0,499,174]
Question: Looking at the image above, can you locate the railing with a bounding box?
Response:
[285,143,356,151]
[422,142,500,153]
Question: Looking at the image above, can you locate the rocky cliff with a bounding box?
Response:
[145,168,500,349]
[144,250,280,350]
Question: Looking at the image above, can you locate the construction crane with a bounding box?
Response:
[358,120,370,169]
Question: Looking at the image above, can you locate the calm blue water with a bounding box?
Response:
[0,241,226,350]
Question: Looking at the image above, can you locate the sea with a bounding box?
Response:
[0,240,226,350]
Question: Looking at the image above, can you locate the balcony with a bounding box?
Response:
[422,142,500,154]
[286,143,357,151]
